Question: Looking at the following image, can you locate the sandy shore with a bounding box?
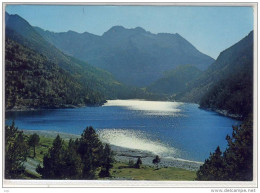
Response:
[111,145,202,171]
[23,130,202,172]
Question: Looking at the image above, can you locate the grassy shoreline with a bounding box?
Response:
[22,129,198,180]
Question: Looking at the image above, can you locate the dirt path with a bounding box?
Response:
[23,157,41,176]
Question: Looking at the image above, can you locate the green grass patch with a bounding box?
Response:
[26,135,72,163]
[26,135,54,163]
[104,162,196,181]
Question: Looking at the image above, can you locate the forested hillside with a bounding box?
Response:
[199,71,253,118]
[178,31,253,119]
[147,64,202,95]
[5,13,121,96]
[5,38,106,109]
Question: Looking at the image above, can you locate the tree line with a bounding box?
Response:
[37,126,114,179]
[5,122,114,179]
[199,71,253,119]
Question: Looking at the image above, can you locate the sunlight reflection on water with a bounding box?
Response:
[98,129,178,157]
[6,100,238,162]
[103,99,183,116]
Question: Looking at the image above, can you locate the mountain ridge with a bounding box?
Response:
[34,25,215,86]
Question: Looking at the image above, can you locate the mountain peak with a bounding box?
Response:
[66,30,79,35]
[102,26,126,36]
[103,26,149,37]
[134,27,146,33]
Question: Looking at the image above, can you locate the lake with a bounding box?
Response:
[5,99,240,162]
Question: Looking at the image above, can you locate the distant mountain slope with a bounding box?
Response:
[5,13,150,102]
[35,26,215,86]
[5,13,115,83]
[147,64,202,95]
[178,31,253,118]
[5,12,160,107]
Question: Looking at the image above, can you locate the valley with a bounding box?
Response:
[4,7,254,183]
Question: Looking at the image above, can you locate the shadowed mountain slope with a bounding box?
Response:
[35,25,214,86]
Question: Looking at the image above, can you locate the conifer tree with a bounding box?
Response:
[196,146,225,180]
[5,122,28,179]
[63,139,83,179]
[28,133,40,158]
[135,157,142,169]
[99,144,114,177]
[78,126,104,179]
[36,135,66,179]
[36,126,114,180]
[153,155,161,169]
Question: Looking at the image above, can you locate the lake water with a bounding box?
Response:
[5,99,240,162]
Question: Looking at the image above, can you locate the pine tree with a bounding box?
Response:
[81,149,96,179]
[223,118,253,180]
[36,126,114,180]
[5,121,18,145]
[63,139,83,179]
[196,146,225,180]
[78,126,103,179]
[99,144,114,178]
[135,157,142,169]
[153,155,161,169]
[5,122,28,179]
[28,133,40,158]
[36,135,66,179]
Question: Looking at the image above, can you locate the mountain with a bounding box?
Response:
[5,13,115,81]
[5,38,105,109]
[147,64,202,95]
[35,26,215,87]
[178,31,253,118]
[5,12,159,109]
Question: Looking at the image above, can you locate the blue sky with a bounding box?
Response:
[5,5,254,59]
